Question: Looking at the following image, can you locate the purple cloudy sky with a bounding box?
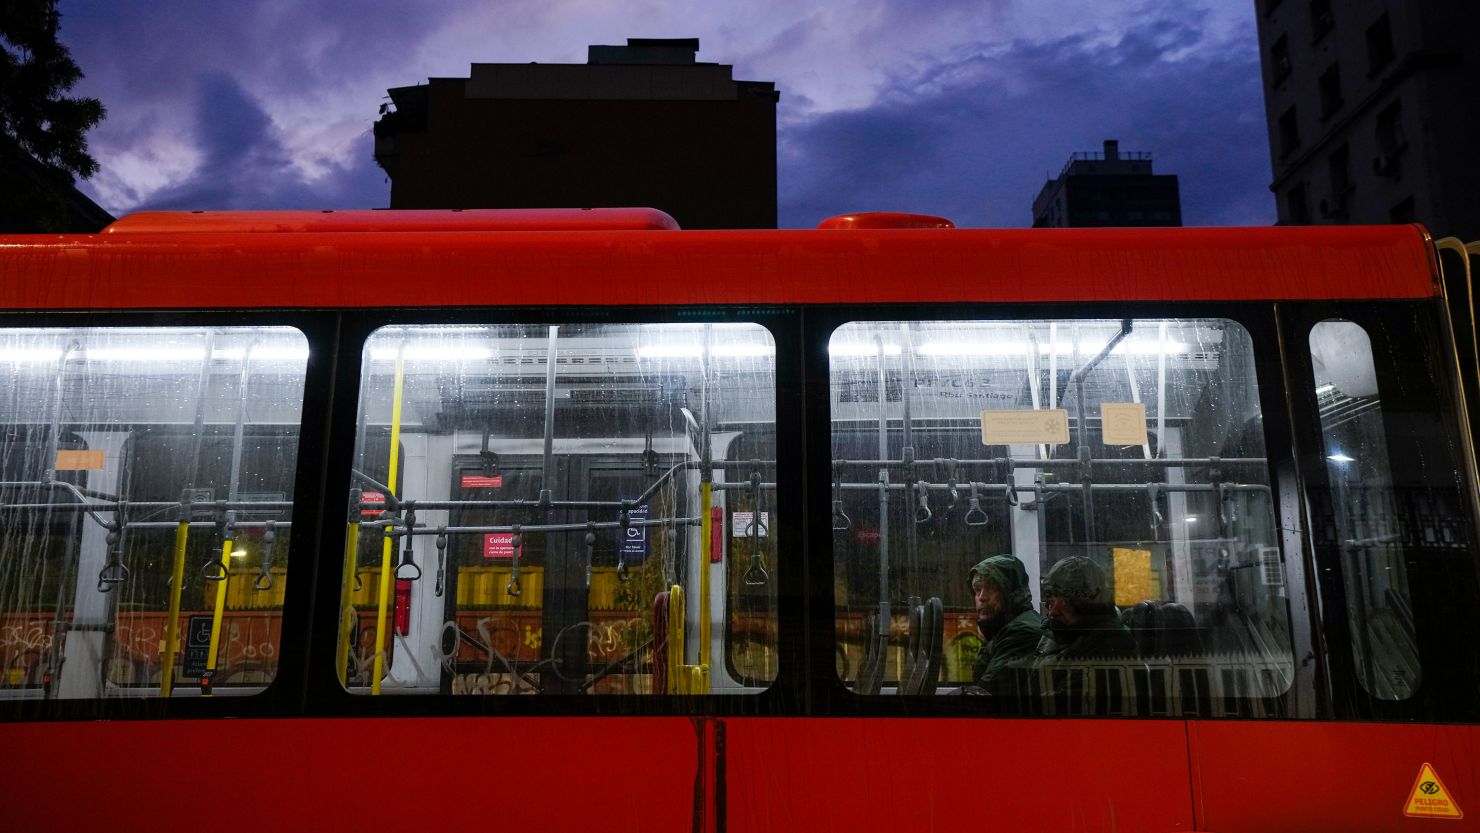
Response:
[58,0,1275,228]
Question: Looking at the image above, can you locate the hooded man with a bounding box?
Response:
[968,554,1045,694]
[1035,556,1135,659]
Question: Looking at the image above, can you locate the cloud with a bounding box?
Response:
[778,13,1275,228]
[134,72,385,211]
[57,0,1273,225]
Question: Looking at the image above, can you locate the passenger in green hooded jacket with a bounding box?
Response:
[1035,555,1136,659]
[967,554,1046,694]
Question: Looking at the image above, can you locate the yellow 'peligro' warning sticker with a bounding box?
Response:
[1404,762,1463,819]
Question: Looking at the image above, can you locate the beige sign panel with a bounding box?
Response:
[980,408,1070,445]
[1101,402,1149,447]
[54,449,105,471]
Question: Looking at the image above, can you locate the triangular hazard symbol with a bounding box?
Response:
[1404,763,1464,819]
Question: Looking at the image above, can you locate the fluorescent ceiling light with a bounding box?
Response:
[367,345,494,361]
[635,344,774,359]
[1326,453,1355,462]
[828,342,903,357]
[212,346,310,362]
[917,340,1194,357]
[0,347,65,363]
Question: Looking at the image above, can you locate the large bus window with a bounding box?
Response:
[342,323,776,695]
[0,327,309,699]
[1309,320,1420,700]
[828,319,1293,713]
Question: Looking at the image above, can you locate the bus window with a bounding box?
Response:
[828,319,1293,712]
[342,322,776,695]
[0,327,309,699]
[1308,320,1420,700]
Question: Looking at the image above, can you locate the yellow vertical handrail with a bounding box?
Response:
[202,538,233,693]
[667,584,686,693]
[370,356,406,695]
[335,520,360,687]
[159,521,191,697]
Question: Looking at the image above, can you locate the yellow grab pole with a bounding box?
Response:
[203,537,233,694]
[667,584,686,694]
[159,521,191,697]
[697,482,712,690]
[335,521,360,687]
[371,356,406,695]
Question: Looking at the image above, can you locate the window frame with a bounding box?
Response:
[300,304,805,720]
[0,309,338,724]
[801,300,1313,719]
[1279,299,1480,723]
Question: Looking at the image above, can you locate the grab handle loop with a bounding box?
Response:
[1147,483,1164,535]
[616,512,631,582]
[914,481,933,524]
[506,525,522,597]
[584,524,597,590]
[97,529,129,592]
[205,512,233,581]
[395,509,421,581]
[742,468,770,586]
[254,521,277,591]
[434,527,447,597]
[831,462,851,531]
[1001,458,1019,507]
[202,559,228,582]
[964,482,989,527]
[941,458,960,511]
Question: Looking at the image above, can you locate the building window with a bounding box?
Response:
[1287,182,1312,224]
[1366,13,1395,75]
[1373,99,1406,176]
[1323,143,1352,220]
[1310,0,1334,42]
[1278,106,1301,158]
[1318,64,1343,118]
[1389,196,1415,224]
[1271,35,1292,83]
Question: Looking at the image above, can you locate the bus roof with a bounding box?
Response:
[0,219,1437,310]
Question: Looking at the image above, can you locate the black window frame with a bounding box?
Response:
[1279,299,1480,723]
[802,300,1310,720]
[0,309,337,724]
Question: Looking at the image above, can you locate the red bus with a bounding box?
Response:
[1,208,1477,831]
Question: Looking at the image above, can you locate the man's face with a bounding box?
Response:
[972,577,1005,621]
[1044,595,1073,625]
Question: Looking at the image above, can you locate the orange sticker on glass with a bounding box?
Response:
[1404,762,1463,819]
[54,450,105,471]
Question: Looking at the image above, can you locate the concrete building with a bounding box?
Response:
[373,38,779,229]
[1254,0,1480,237]
[1031,140,1182,228]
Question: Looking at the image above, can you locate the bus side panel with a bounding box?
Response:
[726,718,1195,832]
[0,717,699,831]
[1190,721,1480,831]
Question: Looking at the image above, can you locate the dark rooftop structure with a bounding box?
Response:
[0,134,114,234]
[1032,140,1182,228]
[373,38,779,229]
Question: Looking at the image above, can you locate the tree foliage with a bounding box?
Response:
[1,0,104,177]
[1,1,108,232]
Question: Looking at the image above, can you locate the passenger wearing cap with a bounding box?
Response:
[1035,555,1135,659]
[966,554,1045,694]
